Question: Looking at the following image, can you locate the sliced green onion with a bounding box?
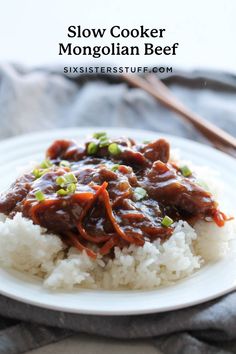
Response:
[57,183,76,196]
[108,143,121,156]
[180,165,192,177]
[161,215,174,227]
[59,160,70,168]
[87,142,98,155]
[133,187,147,201]
[99,137,110,148]
[35,190,45,202]
[93,131,107,139]
[64,172,77,184]
[32,168,49,179]
[57,188,68,196]
[56,176,66,187]
[32,168,41,179]
[40,159,52,169]
[143,140,151,144]
[111,164,120,172]
[67,183,77,194]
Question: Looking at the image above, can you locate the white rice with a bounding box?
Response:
[0,163,235,290]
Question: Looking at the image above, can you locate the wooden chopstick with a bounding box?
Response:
[121,73,236,157]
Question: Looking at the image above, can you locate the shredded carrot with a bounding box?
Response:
[67,231,97,259]
[101,188,144,245]
[72,192,94,202]
[121,212,145,220]
[99,236,119,255]
[77,182,111,243]
[213,210,234,227]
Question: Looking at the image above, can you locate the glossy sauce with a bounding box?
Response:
[0,136,226,258]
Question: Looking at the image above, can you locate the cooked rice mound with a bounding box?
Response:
[0,212,234,290]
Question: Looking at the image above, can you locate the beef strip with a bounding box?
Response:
[140,160,217,217]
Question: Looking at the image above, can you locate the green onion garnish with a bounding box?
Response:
[56,173,77,187]
[111,164,120,172]
[67,183,77,194]
[59,160,70,168]
[57,188,68,196]
[32,168,49,179]
[35,190,46,202]
[180,165,192,177]
[56,176,66,187]
[133,187,147,201]
[32,168,41,179]
[161,215,174,227]
[99,137,110,148]
[40,159,52,169]
[93,131,107,139]
[64,172,77,184]
[108,143,121,156]
[143,140,151,144]
[87,142,98,155]
[57,183,77,196]
[56,173,77,194]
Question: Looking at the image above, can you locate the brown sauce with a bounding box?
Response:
[0,134,227,259]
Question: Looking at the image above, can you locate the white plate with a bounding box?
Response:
[0,127,236,316]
